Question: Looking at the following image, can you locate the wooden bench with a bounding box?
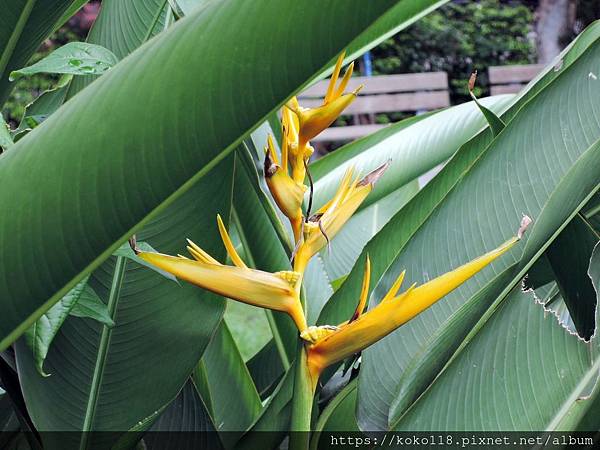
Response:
[298,72,450,143]
[488,64,544,95]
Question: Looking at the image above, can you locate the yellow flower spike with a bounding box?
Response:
[266,134,279,165]
[186,238,220,264]
[264,150,306,241]
[137,247,308,332]
[324,52,345,104]
[334,61,354,100]
[380,270,406,304]
[293,161,389,272]
[306,223,531,384]
[350,255,371,322]
[216,214,247,269]
[289,85,363,149]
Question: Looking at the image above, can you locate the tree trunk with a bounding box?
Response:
[535,0,576,64]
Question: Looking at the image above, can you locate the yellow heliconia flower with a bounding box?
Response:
[282,98,315,185]
[288,52,362,150]
[264,134,306,241]
[304,232,527,387]
[135,215,308,332]
[293,162,389,273]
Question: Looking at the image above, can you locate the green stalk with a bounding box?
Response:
[79,256,127,450]
[289,340,315,450]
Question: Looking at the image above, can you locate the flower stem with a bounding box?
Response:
[289,340,315,450]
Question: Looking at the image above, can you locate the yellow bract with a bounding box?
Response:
[304,236,521,384]
[135,48,527,397]
[293,162,389,273]
[288,52,361,150]
[264,136,306,241]
[137,215,308,332]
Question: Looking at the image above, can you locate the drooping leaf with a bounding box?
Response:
[68,283,115,328]
[13,75,72,139]
[9,42,118,80]
[0,0,411,351]
[23,277,90,377]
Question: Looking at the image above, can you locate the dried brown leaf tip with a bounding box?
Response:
[468,70,478,92]
[357,160,391,187]
[518,214,533,239]
[129,235,140,254]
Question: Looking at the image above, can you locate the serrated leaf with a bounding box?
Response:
[545,215,599,340]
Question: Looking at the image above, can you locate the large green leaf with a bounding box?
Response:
[313,20,600,429]
[0,0,408,350]
[15,159,233,449]
[311,95,514,213]
[0,0,83,105]
[196,321,261,449]
[355,30,600,430]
